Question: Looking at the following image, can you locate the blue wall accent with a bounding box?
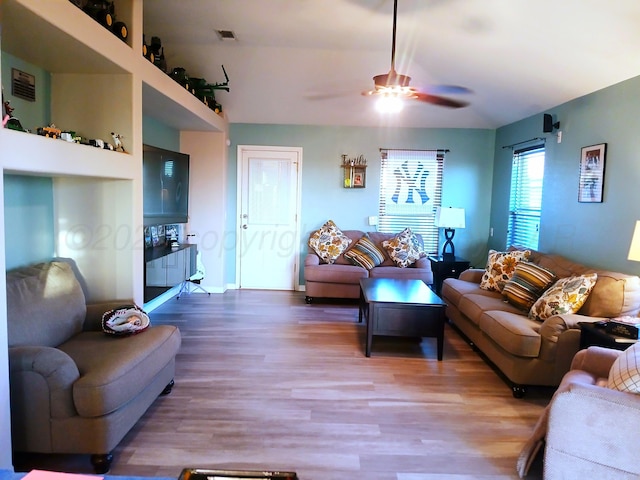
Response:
[1,53,51,132]
[142,116,180,151]
[228,124,496,285]
[3,175,55,270]
[492,75,640,275]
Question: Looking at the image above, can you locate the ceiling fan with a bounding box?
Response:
[362,0,470,110]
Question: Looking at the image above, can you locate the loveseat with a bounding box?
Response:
[304,224,433,303]
[441,248,640,397]
[7,260,182,473]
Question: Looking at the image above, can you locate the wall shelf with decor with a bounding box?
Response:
[341,154,367,188]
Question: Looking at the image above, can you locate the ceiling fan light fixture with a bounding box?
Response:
[376,94,404,114]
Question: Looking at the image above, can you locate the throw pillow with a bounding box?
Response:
[308,220,352,264]
[382,227,424,268]
[102,304,150,336]
[344,234,386,270]
[502,262,557,311]
[479,249,531,292]
[528,273,598,321]
[608,342,640,394]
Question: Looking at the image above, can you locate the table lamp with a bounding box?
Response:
[628,220,640,261]
[435,206,465,259]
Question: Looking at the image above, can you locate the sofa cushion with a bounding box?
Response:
[480,249,531,292]
[382,228,424,268]
[458,293,520,326]
[58,325,181,417]
[529,273,598,321]
[502,262,557,311]
[479,311,542,358]
[369,265,431,283]
[308,220,352,264]
[607,342,640,394]
[441,277,498,306]
[304,263,368,284]
[579,271,640,318]
[7,261,87,348]
[344,234,386,270]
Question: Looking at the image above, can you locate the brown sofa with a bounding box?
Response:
[7,260,182,473]
[442,248,640,397]
[304,230,434,303]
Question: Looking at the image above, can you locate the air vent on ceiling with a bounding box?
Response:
[216,30,237,41]
[12,68,36,102]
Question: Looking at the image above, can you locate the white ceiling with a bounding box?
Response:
[143,0,640,129]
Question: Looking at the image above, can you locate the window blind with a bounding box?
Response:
[378,149,445,254]
[507,145,545,250]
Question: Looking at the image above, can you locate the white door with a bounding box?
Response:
[237,146,301,289]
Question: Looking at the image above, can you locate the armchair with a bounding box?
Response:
[517,345,640,478]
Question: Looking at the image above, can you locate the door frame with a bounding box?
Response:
[235,145,303,290]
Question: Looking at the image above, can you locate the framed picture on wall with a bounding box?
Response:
[578,143,606,203]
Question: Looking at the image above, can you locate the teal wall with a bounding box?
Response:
[142,115,180,151]
[491,75,640,275]
[228,125,496,285]
[1,52,51,131]
[4,175,54,270]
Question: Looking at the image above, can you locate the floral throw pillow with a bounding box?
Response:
[344,234,386,270]
[528,273,598,321]
[479,249,531,292]
[308,220,352,264]
[382,227,424,268]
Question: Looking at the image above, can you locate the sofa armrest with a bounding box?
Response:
[545,382,640,477]
[458,268,484,283]
[9,346,79,418]
[414,256,432,270]
[539,313,607,343]
[570,346,621,377]
[304,253,321,267]
[84,300,134,331]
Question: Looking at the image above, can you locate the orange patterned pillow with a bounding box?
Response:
[308,220,352,264]
[479,249,531,292]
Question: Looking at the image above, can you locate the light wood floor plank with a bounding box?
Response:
[14,290,551,479]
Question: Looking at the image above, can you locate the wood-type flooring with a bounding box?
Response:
[14,290,553,479]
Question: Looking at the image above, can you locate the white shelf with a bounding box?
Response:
[1,128,138,180]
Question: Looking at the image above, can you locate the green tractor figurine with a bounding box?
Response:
[82,1,128,42]
[188,65,230,114]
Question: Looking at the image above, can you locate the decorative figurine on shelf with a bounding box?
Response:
[111,132,126,152]
[3,95,26,132]
[37,125,62,139]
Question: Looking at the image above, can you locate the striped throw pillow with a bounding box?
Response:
[344,234,386,270]
[502,262,557,311]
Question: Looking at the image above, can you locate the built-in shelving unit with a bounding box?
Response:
[0,0,230,468]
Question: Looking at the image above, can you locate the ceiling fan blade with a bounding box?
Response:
[423,85,473,96]
[414,92,469,109]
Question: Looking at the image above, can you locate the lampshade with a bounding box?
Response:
[435,207,466,229]
[628,220,640,261]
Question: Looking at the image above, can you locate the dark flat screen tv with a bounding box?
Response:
[143,144,190,226]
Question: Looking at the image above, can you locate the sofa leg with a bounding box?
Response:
[512,385,527,398]
[305,296,313,304]
[161,379,175,395]
[91,453,113,474]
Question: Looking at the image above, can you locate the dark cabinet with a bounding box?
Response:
[428,255,470,296]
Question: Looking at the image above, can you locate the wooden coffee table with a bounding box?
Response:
[358,278,447,359]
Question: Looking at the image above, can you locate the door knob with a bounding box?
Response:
[242,224,248,229]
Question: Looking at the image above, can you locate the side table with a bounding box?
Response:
[428,255,470,296]
[579,322,638,351]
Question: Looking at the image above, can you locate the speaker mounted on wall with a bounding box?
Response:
[543,113,560,133]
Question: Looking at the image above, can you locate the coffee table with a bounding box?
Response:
[358,278,447,359]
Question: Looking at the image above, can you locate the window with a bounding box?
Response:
[378,149,445,253]
[507,145,545,250]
